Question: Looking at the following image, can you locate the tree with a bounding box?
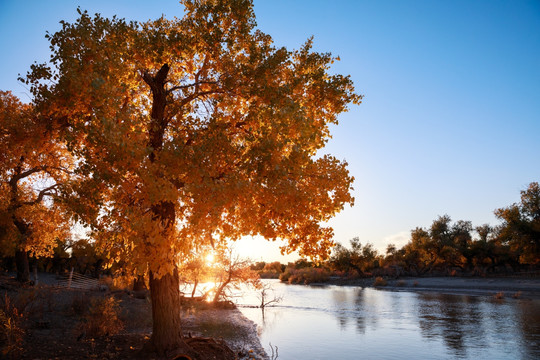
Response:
[0,91,71,282]
[209,247,259,304]
[23,0,359,355]
[495,182,540,265]
[257,281,282,310]
[178,247,213,297]
[329,237,378,274]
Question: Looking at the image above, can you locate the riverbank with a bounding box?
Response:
[0,273,268,359]
[326,276,540,299]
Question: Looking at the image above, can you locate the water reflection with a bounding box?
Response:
[238,281,540,360]
[415,293,483,357]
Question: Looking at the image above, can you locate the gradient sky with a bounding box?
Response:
[1,0,539,262]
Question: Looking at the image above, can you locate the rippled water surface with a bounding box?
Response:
[237,280,540,360]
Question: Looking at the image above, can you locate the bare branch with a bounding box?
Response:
[20,184,60,206]
[168,80,219,93]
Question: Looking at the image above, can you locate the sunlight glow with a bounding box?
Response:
[205,253,215,267]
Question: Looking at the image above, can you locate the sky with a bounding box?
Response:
[1,0,539,262]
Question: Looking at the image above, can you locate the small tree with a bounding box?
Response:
[178,248,213,298]
[210,247,260,304]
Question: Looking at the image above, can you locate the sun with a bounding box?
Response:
[205,253,215,267]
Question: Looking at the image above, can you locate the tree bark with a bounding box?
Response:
[149,268,186,355]
[133,275,147,292]
[15,249,30,282]
[142,63,198,357]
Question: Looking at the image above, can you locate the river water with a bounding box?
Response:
[236,280,540,360]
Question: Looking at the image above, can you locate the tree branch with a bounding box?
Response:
[20,184,60,206]
[168,80,219,93]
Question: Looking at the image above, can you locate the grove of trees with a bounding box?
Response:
[249,181,539,284]
[328,181,539,278]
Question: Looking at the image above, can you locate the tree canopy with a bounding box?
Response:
[23,1,359,279]
[0,90,71,281]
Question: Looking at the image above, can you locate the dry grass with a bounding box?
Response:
[494,292,504,299]
[0,294,25,359]
[512,291,522,299]
[374,277,387,287]
[396,280,406,287]
[81,296,124,337]
[71,292,90,315]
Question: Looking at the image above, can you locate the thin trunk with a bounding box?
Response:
[213,272,232,303]
[133,275,147,292]
[15,249,30,282]
[191,279,198,298]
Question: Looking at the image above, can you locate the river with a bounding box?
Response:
[236,279,540,360]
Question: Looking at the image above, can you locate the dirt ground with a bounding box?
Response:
[0,274,268,360]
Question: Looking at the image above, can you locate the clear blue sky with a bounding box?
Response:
[1,0,539,261]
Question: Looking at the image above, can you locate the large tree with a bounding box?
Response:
[23,0,360,356]
[0,91,71,282]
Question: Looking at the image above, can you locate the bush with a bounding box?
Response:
[71,292,90,315]
[278,268,294,283]
[373,277,387,287]
[0,294,24,359]
[280,268,330,285]
[81,296,123,337]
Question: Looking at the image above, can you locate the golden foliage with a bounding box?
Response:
[0,91,72,259]
[22,0,360,279]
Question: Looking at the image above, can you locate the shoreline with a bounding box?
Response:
[315,276,540,299]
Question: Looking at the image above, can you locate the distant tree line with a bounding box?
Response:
[251,182,539,283]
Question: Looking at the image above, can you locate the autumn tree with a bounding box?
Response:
[329,237,378,275]
[23,0,359,355]
[209,247,259,304]
[0,91,71,282]
[178,246,213,297]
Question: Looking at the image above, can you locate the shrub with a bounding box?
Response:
[373,277,387,287]
[396,280,406,287]
[494,292,504,300]
[279,268,294,283]
[71,292,90,315]
[0,294,24,359]
[284,268,330,285]
[82,296,123,337]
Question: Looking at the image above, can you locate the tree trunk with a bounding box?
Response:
[133,275,147,292]
[149,267,186,356]
[191,279,198,298]
[15,249,30,282]
[213,273,232,304]
[142,63,199,357]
